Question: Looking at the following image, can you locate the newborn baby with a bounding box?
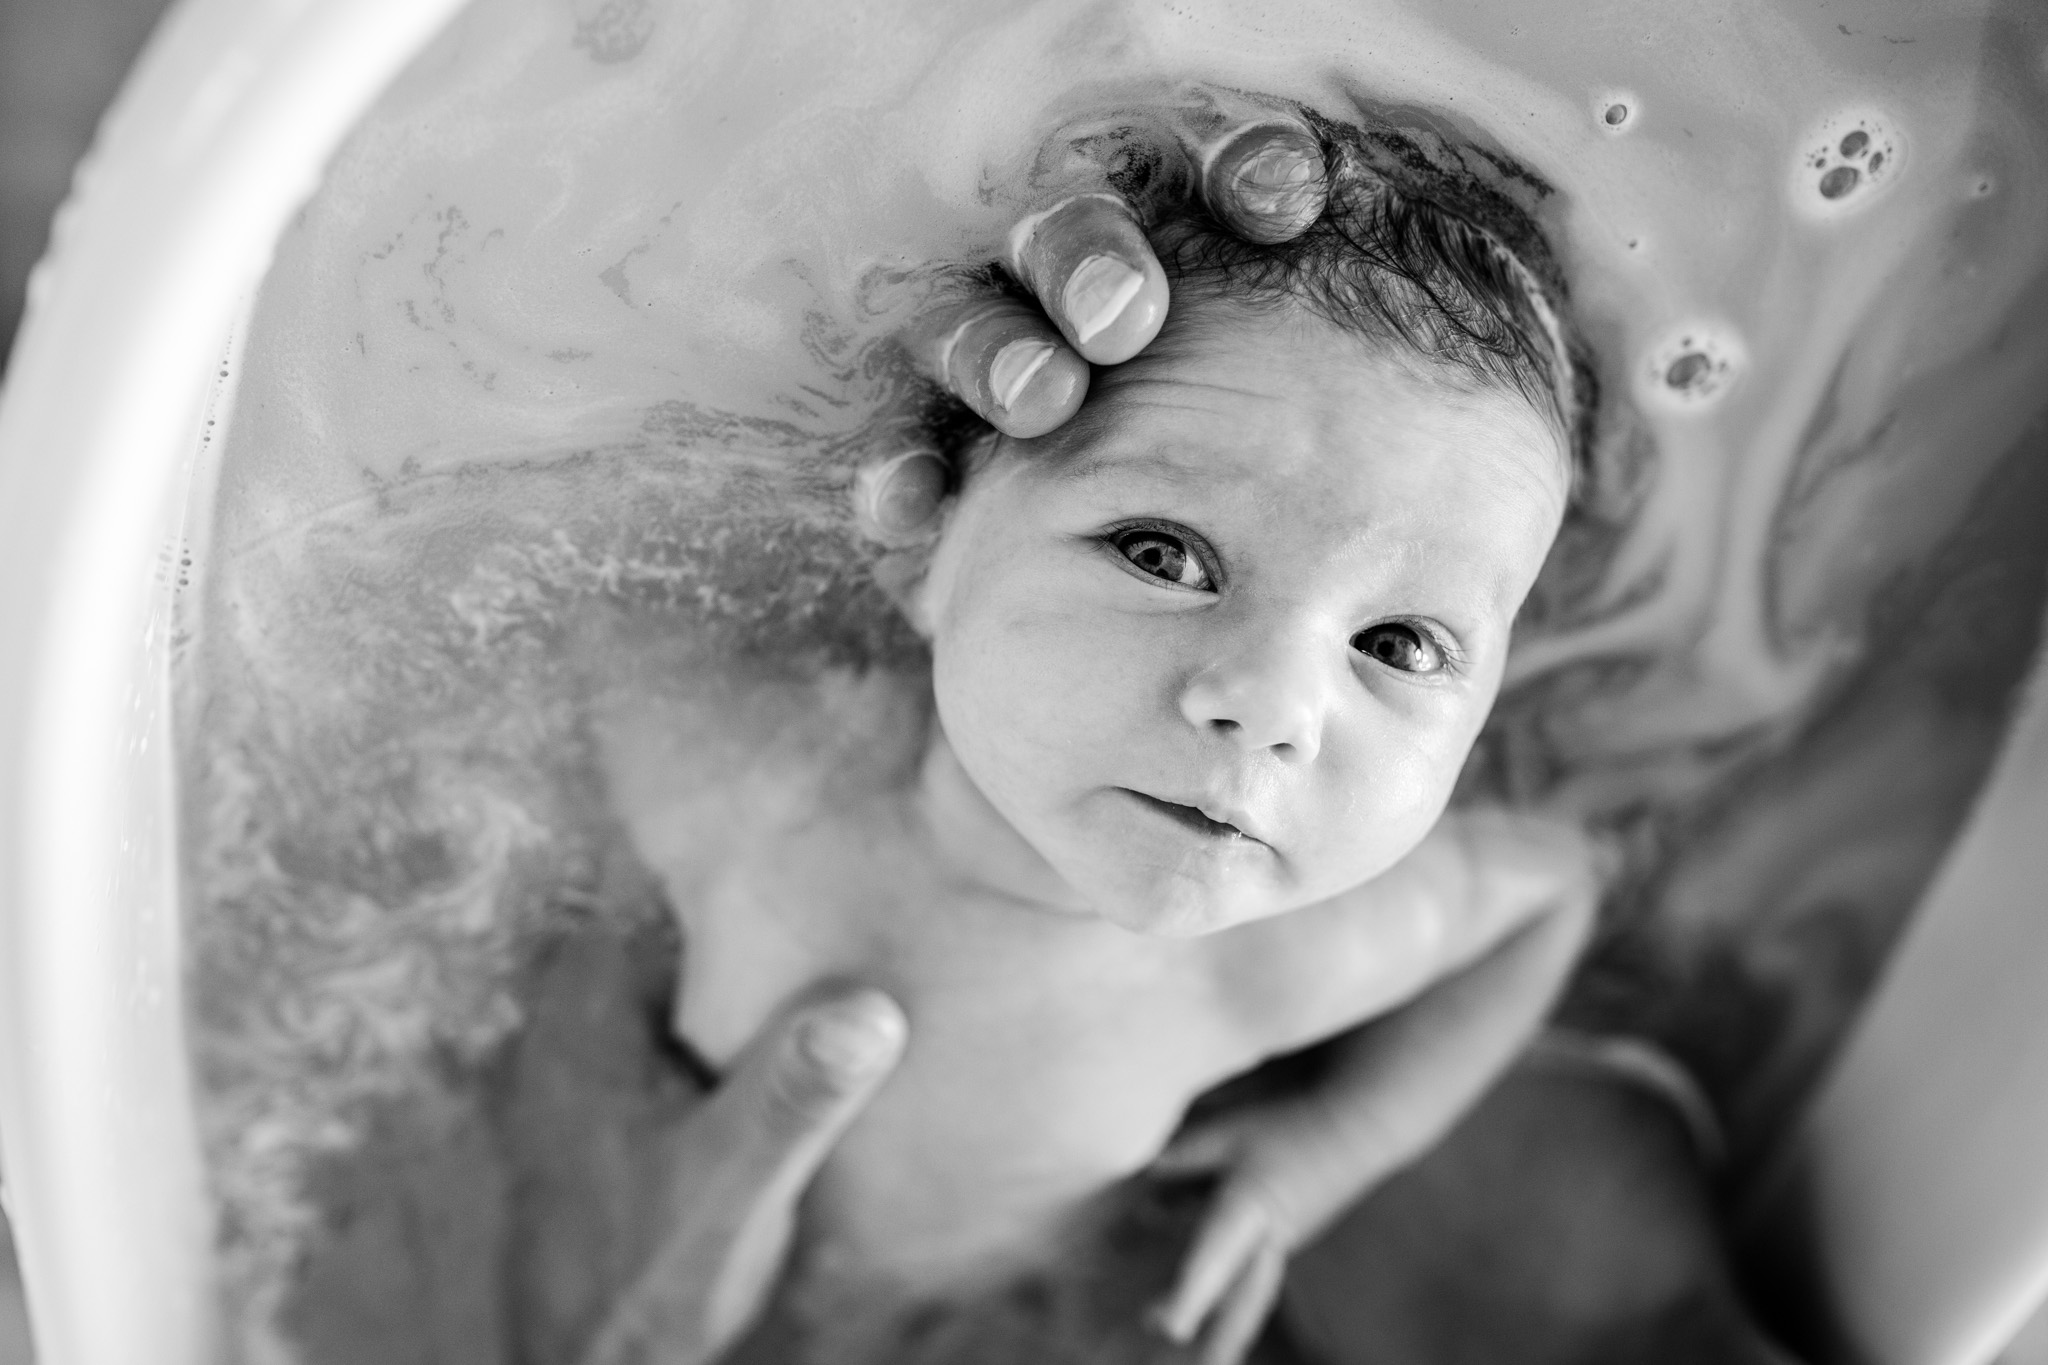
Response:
[605,148,1602,1362]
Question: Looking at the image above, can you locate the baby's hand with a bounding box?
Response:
[1145,807,1613,1365]
[1146,1092,1371,1365]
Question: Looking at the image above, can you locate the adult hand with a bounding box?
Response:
[577,986,908,1365]
[858,100,1330,542]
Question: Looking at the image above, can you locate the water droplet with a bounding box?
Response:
[1640,323,1746,411]
[1790,108,1904,221]
[1665,353,1712,389]
[1594,90,1639,135]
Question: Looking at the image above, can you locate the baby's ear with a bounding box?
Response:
[872,544,942,638]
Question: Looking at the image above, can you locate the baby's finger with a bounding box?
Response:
[1150,1116,1249,1177]
[1199,1244,1287,1365]
[1008,193,1169,365]
[1198,119,1328,245]
[1152,1186,1272,1344]
[920,297,1090,438]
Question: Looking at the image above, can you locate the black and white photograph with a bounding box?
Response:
[0,2,2045,1362]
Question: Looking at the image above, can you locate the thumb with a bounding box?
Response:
[585,989,906,1365]
[707,987,908,1213]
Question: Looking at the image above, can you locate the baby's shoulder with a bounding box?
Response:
[1202,888,1448,1053]
[1203,810,1604,1053]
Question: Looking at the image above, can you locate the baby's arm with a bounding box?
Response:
[1148,809,1603,1365]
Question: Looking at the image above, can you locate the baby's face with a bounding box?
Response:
[915,301,1568,936]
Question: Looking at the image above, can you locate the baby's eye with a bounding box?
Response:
[1111,528,1214,591]
[1352,622,1448,675]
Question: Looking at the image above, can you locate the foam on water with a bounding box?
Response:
[176,0,2048,1357]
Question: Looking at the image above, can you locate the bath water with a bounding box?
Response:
[175,0,2048,1359]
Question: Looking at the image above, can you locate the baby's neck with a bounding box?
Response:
[907,734,1093,917]
[664,727,1129,1067]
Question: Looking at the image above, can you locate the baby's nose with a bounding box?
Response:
[1178,646,1326,762]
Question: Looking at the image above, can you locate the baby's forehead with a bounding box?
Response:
[1001,311,1571,607]
[1048,339,1540,489]
[1038,312,1563,501]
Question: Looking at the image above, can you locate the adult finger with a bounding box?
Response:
[854,447,950,543]
[582,989,907,1365]
[1196,118,1328,245]
[1008,193,1169,365]
[686,989,907,1347]
[713,987,908,1203]
[917,296,1090,437]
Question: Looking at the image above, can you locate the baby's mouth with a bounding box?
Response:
[1122,790,1259,844]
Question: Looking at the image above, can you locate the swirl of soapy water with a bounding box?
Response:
[181,8,2048,1353]
[187,445,927,1359]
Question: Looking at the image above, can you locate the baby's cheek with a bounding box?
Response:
[1310,719,1471,887]
[932,609,1097,812]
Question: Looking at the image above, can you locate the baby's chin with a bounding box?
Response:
[1069,865,1299,939]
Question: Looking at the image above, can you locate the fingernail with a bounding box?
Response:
[798,999,904,1080]
[1209,125,1328,244]
[988,337,1057,411]
[857,450,947,539]
[1235,141,1323,196]
[1062,254,1144,345]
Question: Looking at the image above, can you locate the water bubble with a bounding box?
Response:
[1594,90,1639,134]
[1970,175,1996,199]
[1790,108,1904,220]
[1640,323,1746,412]
[1665,353,1712,388]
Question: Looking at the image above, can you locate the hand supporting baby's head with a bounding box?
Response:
[901,125,1583,937]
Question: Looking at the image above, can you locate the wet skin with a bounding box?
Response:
[587,292,1598,1365]
[913,296,1569,936]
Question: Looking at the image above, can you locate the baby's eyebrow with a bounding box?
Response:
[1044,403,1229,489]
[1048,443,1214,489]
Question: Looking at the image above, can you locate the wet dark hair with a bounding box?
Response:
[1150,120,1588,480]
